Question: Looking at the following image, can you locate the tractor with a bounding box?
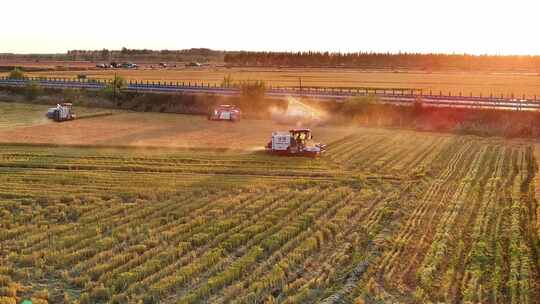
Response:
[208,105,241,122]
[46,103,76,122]
[265,128,326,157]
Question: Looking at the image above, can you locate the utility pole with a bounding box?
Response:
[113,72,117,104]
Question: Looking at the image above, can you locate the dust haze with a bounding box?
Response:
[270,97,329,127]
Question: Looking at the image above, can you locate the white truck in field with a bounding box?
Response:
[46,103,75,122]
[265,128,326,157]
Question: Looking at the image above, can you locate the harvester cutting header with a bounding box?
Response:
[266,128,326,157]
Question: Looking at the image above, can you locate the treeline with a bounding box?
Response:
[224,51,540,71]
[6,49,540,71]
[0,49,224,63]
[0,53,67,60]
[66,48,225,62]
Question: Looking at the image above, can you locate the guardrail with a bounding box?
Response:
[0,77,538,111]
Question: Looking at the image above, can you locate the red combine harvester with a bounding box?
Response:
[208,105,241,122]
[265,128,326,157]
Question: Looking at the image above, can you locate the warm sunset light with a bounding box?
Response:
[2,1,540,303]
[2,0,540,54]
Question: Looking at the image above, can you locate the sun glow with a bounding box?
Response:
[2,0,540,55]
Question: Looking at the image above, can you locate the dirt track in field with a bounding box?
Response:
[0,112,356,149]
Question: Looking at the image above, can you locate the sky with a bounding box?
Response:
[2,0,540,55]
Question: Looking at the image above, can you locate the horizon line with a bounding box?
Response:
[4,49,540,57]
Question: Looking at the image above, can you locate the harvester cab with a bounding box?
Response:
[266,128,326,157]
[46,103,75,122]
[208,105,241,122]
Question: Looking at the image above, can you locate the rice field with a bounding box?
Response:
[0,101,355,149]
[0,115,539,303]
[0,102,123,130]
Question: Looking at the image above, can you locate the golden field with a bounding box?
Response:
[0,101,540,303]
[2,64,540,98]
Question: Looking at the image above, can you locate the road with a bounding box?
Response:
[1,77,538,111]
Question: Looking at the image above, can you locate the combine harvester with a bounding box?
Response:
[266,128,326,157]
[46,103,76,122]
[208,105,241,122]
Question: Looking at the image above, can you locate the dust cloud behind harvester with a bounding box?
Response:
[270,96,328,126]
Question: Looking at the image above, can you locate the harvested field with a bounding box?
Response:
[0,101,123,130]
[0,111,356,149]
[0,60,95,70]
[0,102,539,303]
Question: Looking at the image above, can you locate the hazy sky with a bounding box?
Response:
[2,0,540,55]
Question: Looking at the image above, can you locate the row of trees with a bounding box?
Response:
[66,48,224,62]
[224,51,540,71]
[6,48,540,71]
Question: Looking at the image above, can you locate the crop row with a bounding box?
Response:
[326,131,458,176]
[351,139,540,303]
[2,132,539,303]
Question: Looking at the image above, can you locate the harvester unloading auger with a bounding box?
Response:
[265,128,326,157]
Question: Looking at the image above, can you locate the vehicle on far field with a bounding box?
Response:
[121,62,138,69]
[159,62,168,68]
[266,128,326,157]
[46,103,76,122]
[208,105,241,122]
[186,62,202,67]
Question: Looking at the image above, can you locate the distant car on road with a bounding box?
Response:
[121,62,138,69]
[159,62,168,68]
[186,62,202,67]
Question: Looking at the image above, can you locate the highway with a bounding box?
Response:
[1,77,538,111]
